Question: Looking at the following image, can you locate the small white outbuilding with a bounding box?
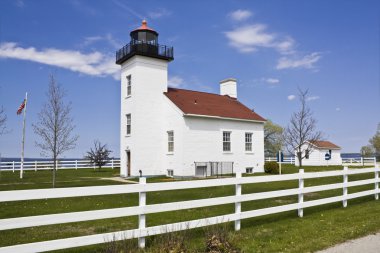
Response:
[295,141,342,166]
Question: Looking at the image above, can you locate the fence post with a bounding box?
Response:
[12,161,15,173]
[298,169,304,217]
[235,171,242,231]
[56,160,58,170]
[35,161,37,172]
[111,159,114,169]
[75,160,78,170]
[343,166,348,207]
[138,177,146,248]
[375,166,379,200]
[361,157,364,166]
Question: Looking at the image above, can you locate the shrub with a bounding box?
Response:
[264,162,279,174]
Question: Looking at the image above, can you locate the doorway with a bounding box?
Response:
[126,151,131,176]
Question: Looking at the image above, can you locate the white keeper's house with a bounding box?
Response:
[295,140,343,166]
[116,21,266,177]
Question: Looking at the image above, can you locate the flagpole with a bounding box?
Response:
[20,92,28,179]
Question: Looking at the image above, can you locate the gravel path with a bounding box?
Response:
[317,233,380,253]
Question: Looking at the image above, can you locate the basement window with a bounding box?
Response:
[167,169,174,177]
[246,167,253,174]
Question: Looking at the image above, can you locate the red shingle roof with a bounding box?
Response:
[310,141,341,149]
[164,88,266,122]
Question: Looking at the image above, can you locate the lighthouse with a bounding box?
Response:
[116,20,174,177]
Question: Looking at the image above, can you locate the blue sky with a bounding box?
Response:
[0,0,379,158]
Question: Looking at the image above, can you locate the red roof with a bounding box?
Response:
[310,141,341,149]
[164,88,266,122]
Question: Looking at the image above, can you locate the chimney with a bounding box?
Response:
[220,78,237,98]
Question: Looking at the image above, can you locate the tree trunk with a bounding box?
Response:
[297,151,302,168]
[53,156,56,188]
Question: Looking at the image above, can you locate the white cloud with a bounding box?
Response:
[336,107,341,111]
[229,9,253,21]
[224,24,296,55]
[306,96,320,101]
[15,0,25,8]
[276,52,322,70]
[148,8,171,19]
[168,76,184,88]
[0,42,120,79]
[287,95,296,101]
[265,78,280,84]
[82,34,121,49]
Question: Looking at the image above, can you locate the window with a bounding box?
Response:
[126,114,131,135]
[167,131,174,153]
[305,150,309,159]
[246,167,253,174]
[126,75,131,96]
[245,133,253,152]
[167,169,174,177]
[223,131,231,152]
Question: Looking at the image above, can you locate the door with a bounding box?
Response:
[126,151,131,176]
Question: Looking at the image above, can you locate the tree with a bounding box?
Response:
[85,140,112,170]
[0,106,6,136]
[33,75,78,188]
[283,88,323,167]
[361,145,374,157]
[264,120,284,156]
[369,123,380,156]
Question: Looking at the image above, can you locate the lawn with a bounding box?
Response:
[0,165,378,252]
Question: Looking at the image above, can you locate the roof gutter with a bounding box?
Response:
[184,113,266,123]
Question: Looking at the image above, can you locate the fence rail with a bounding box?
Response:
[0,166,378,252]
[265,156,295,164]
[265,156,377,166]
[0,159,120,171]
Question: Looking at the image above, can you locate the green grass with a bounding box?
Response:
[0,165,379,252]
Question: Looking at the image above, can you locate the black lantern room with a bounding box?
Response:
[116,20,174,65]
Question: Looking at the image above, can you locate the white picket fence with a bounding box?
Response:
[265,156,296,164]
[342,157,377,166]
[0,166,379,253]
[0,159,121,172]
[265,157,377,166]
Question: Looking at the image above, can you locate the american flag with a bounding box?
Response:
[17,99,26,115]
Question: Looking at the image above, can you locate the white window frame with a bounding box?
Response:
[126,75,132,97]
[126,114,131,136]
[245,132,253,152]
[167,131,174,153]
[223,131,231,152]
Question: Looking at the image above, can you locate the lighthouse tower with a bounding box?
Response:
[116,20,174,177]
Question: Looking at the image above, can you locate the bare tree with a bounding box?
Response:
[85,140,112,170]
[0,106,7,136]
[33,75,78,187]
[283,88,323,167]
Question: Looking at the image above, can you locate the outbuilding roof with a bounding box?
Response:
[310,140,341,150]
[164,88,266,122]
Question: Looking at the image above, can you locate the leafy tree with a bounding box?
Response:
[85,140,112,170]
[264,120,284,156]
[361,145,374,157]
[369,123,380,155]
[283,88,323,167]
[0,106,6,136]
[33,75,78,188]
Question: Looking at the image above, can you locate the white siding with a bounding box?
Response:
[295,143,342,166]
